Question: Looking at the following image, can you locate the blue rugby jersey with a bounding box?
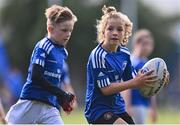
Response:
[20,37,68,109]
[60,62,71,85]
[130,55,151,107]
[85,43,136,123]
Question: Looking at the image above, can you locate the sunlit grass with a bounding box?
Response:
[62,108,87,124]
[157,108,180,124]
[62,107,180,124]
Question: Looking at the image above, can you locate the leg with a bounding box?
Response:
[39,104,64,124]
[131,106,148,124]
[113,118,127,124]
[5,100,41,124]
[118,112,135,124]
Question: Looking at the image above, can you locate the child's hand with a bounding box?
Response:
[134,70,158,88]
[58,92,76,114]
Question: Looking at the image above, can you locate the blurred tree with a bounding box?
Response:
[0,0,179,107]
[0,0,47,74]
[138,1,177,59]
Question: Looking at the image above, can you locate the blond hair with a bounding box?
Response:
[132,29,154,46]
[96,5,133,45]
[45,5,77,26]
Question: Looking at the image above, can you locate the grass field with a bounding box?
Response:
[157,108,180,124]
[62,107,180,124]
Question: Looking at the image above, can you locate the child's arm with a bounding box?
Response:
[31,64,75,113]
[100,70,157,95]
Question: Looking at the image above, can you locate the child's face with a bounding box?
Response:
[137,35,154,57]
[103,18,125,46]
[50,20,75,46]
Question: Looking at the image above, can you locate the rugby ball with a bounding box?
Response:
[139,58,167,97]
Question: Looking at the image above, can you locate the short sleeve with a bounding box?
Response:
[32,40,54,67]
[91,49,111,88]
[32,47,46,67]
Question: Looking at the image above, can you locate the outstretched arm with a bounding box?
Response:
[100,70,157,95]
[32,64,75,113]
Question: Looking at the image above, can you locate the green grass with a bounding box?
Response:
[157,108,180,124]
[62,108,180,124]
[62,108,87,124]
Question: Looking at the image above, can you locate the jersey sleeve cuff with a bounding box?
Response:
[34,59,45,67]
[97,78,111,88]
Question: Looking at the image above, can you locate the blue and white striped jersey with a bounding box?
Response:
[85,43,136,123]
[20,37,68,109]
[60,62,71,85]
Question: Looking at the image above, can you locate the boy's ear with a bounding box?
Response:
[47,25,53,33]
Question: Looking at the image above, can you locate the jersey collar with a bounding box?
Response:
[46,37,65,48]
